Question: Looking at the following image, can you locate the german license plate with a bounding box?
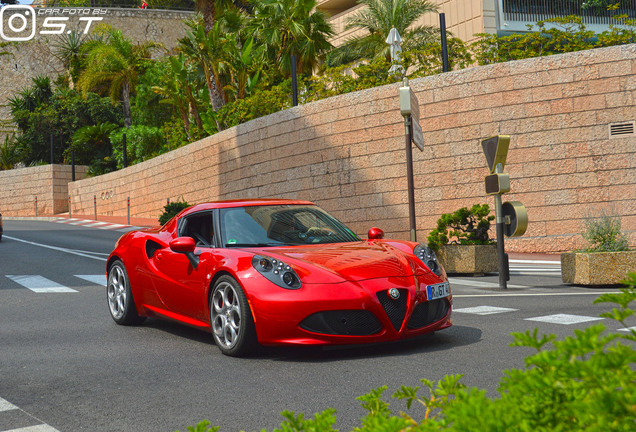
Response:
[426,282,450,300]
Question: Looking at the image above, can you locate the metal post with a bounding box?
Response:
[127,196,130,225]
[35,196,38,217]
[404,115,417,242]
[122,133,128,168]
[439,13,450,72]
[71,150,75,181]
[50,134,54,165]
[291,55,298,107]
[94,195,97,220]
[68,195,72,219]
[494,164,509,289]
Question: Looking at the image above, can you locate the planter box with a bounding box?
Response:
[437,244,498,275]
[561,251,636,286]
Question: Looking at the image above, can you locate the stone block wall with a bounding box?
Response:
[0,164,87,215]
[63,44,635,254]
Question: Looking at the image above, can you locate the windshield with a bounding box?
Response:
[220,205,360,247]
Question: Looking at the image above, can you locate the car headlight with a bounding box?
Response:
[414,244,442,276]
[252,255,301,289]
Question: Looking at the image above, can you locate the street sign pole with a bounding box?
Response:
[404,115,417,242]
[493,163,508,290]
[399,78,423,242]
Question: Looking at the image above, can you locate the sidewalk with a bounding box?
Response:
[5,213,159,228]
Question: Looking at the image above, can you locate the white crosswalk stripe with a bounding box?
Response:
[0,396,61,432]
[1,425,60,432]
[4,275,106,293]
[453,305,519,315]
[525,314,605,325]
[0,397,17,412]
[6,276,77,293]
[74,274,107,286]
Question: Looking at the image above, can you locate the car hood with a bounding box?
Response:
[259,241,428,283]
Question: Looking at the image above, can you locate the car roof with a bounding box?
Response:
[183,199,316,213]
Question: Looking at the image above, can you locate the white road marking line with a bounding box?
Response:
[453,292,620,298]
[3,236,107,262]
[617,326,636,332]
[0,396,18,412]
[525,314,604,325]
[453,306,519,315]
[6,276,77,293]
[74,275,107,286]
[117,226,143,232]
[67,220,92,226]
[448,278,528,289]
[81,222,110,227]
[1,424,61,432]
[99,224,125,230]
[509,260,560,265]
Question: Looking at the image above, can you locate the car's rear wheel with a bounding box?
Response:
[210,275,257,356]
[107,260,145,325]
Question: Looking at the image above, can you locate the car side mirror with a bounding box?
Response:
[368,227,384,240]
[169,237,199,267]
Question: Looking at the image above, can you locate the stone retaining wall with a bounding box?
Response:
[0,164,87,215]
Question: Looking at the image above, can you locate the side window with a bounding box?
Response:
[179,212,214,247]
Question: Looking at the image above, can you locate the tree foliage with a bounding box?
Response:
[472,13,636,65]
[326,0,438,67]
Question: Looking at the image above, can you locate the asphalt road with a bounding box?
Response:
[0,220,626,432]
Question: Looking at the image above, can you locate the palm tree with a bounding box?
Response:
[51,30,87,88]
[179,18,227,118]
[194,0,251,33]
[249,0,333,75]
[152,54,204,140]
[326,0,438,67]
[77,28,159,128]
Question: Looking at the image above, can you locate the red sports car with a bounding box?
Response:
[107,199,452,356]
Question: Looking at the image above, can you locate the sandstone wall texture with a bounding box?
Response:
[0,164,87,215]
[4,44,635,254]
[0,8,193,133]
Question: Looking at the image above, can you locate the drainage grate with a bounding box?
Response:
[609,122,635,138]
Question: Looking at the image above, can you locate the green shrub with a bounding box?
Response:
[110,125,166,168]
[179,272,636,431]
[581,210,630,252]
[427,204,495,251]
[159,200,190,225]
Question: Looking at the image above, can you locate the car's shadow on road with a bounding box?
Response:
[256,325,482,362]
[139,319,481,362]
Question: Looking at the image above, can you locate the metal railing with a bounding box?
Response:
[501,0,636,25]
[32,0,195,11]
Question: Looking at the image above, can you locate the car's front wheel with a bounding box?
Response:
[107,260,145,325]
[210,275,257,356]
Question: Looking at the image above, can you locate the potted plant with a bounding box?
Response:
[427,204,497,275]
[561,211,635,286]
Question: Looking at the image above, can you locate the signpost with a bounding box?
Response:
[399,78,423,241]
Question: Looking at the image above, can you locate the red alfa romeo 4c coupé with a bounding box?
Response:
[107,199,452,356]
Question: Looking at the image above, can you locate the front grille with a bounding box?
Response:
[376,289,408,331]
[407,299,450,329]
[300,310,382,336]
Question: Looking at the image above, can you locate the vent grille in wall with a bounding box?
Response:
[609,121,635,138]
